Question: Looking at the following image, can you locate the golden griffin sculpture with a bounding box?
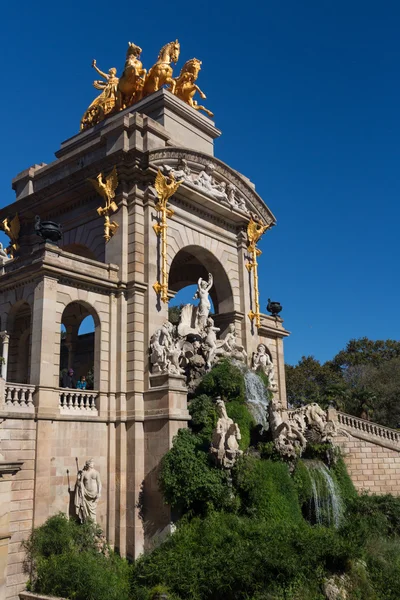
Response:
[1,214,20,258]
[246,216,271,329]
[81,40,213,130]
[88,166,119,242]
[153,169,182,303]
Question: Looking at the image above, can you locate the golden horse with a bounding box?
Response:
[171,58,214,117]
[117,42,147,109]
[142,40,180,97]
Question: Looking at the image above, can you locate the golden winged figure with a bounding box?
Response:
[88,166,119,215]
[1,214,20,257]
[154,169,182,209]
[247,216,269,250]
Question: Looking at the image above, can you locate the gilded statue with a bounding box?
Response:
[172,58,213,117]
[117,42,147,109]
[88,167,119,242]
[247,215,269,253]
[81,60,119,131]
[153,169,182,303]
[142,40,180,97]
[1,214,20,258]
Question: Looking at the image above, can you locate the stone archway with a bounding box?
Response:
[6,302,32,384]
[168,245,234,318]
[60,301,100,390]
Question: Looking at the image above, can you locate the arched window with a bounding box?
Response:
[7,302,32,383]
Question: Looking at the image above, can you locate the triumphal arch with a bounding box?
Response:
[0,39,289,598]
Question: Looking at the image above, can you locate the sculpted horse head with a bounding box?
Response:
[118,42,146,108]
[143,40,180,97]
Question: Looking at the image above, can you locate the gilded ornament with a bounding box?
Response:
[153,169,182,303]
[1,214,20,258]
[117,42,147,109]
[171,58,213,117]
[88,167,119,242]
[142,40,180,98]
[246,216,270,328]
[81,60,119,131]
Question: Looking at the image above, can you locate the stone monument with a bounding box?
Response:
[0,36,290,600]
[74,458,102,523]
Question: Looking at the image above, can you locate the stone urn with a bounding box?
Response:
[34,215,62,245]
[266,298,282,317]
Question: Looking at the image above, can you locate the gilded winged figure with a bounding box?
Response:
[88,166,119,215]
[247,216,269,250]
[154,169,182,209]
[1,214,20,257]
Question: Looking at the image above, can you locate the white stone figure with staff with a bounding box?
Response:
[193,273,213,331]
[75,458,102,523]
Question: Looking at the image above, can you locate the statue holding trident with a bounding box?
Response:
[74,458,102,523]
[193,273,213,331]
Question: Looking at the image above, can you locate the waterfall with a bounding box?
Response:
[243,369,269,431]
[304,460,343,528]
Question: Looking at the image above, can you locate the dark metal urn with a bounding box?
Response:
[266,298,282,317]
[34,215,62,245]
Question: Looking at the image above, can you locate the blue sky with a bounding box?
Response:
[1,1,399,365]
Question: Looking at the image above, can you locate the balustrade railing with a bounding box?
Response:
[4,383,35,410]
[59,389,98,413]
[337,411,400,445]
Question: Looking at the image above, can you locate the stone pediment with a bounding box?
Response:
[148,147,276,226]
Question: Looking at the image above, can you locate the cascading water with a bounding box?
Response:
[243,369,269,431]
[304,460,343,528]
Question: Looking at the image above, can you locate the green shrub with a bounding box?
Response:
[23,514,131,600]
[292,459,314,506]
[364,537,400,600]
[195,359,245,403]
[159,428,234,516]
[34,549,131,600]
[344,492,400,543]
[131,512,357,600]
[331,457,357,505]
[233,456,303,524]
[226,400,255,450]
[189,394,218,441]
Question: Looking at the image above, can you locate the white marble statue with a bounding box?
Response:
[216,323,247,362]
[0,243,8,259]
[210,397,242,469]
[75,458,102,523]
[203,317,220,369]
[150,321,184,375]
[193,164,228,201]
[252,343,278,393]
[268,398,307,460]
[227,183,248,212]
[163,158,192,183]
[193,273,213,331]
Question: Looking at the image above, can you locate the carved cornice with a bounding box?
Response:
[147,148,276,226]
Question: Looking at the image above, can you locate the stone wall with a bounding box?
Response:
[334,412,400,495]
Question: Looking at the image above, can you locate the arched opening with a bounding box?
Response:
[168,245,234,334]
[59,302,100,390]
[7,302,32,383]
[61,243,97,261]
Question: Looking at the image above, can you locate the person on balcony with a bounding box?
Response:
[76,375,87,390]
[62,368,76,389]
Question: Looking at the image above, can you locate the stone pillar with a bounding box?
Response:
[0,457,23,600]
[142,374,190,548]
[30,276,59,413]
[0,333,9,381]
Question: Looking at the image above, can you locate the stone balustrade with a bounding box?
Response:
[337,411,400,446]
[59,389,98,414]
[4,382,35,411]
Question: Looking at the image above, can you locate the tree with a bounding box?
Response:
[331,338,400,372]
[285,356,342,408]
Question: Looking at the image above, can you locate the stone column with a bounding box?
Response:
[0,333,9,381]
[0,457,23,600]
[30,276,59,413]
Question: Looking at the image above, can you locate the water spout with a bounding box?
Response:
[304,460,343,528]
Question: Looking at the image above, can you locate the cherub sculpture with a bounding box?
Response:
[171,58,214,117]
[81,60,119,130]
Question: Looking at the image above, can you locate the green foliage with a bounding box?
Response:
[331,337,400,371]
[345,493,400,540]
[331,458,357,504]
[189,394,218,440]
[364,537,400,600]
[159,428,234,516]
[131,512,358,600]
[285,356,342,409]
[233,456,303,524]
[196,359,245,403]
[168,304,183,326]
[292,460,313,506]
[23,513,131,600]
[225,400,255,450]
